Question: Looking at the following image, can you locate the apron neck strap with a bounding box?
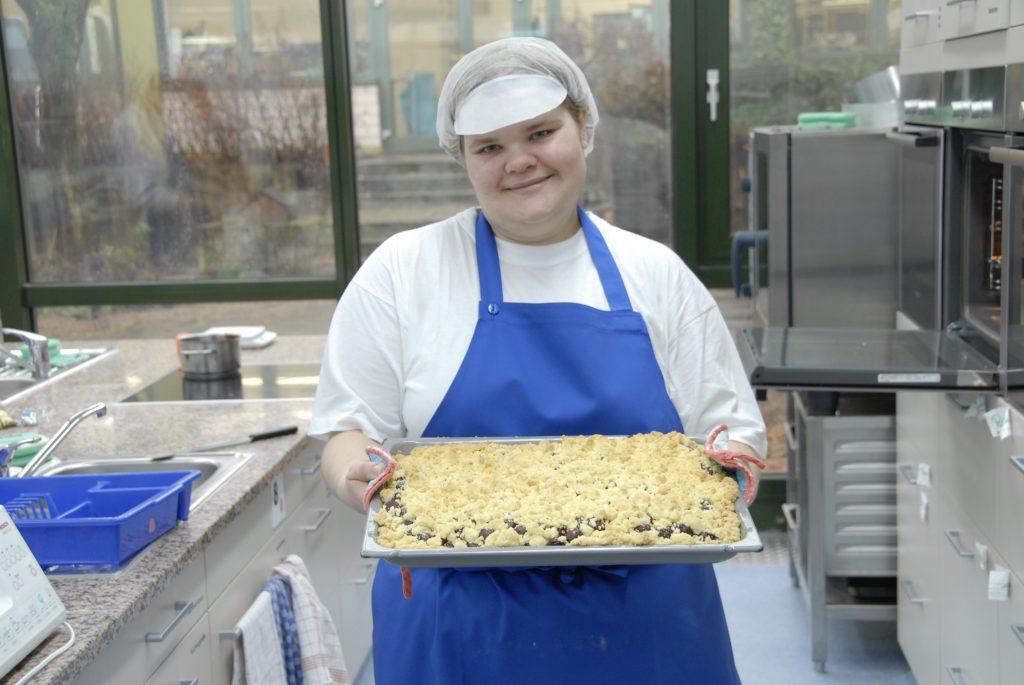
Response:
[474,207,634,311]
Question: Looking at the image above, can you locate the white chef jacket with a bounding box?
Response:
[309,207,766,456]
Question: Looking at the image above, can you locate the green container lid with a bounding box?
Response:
[0,432,48,468]
[19,338,60,359]
[796,111,856,129]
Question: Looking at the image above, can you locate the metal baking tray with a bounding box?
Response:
[361,436,763,568]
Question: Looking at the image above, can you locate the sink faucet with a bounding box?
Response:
[0,435,42,477]
[0,327,51,380]
[19,402,107,477]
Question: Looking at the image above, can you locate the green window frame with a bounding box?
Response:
[0,0,732,332]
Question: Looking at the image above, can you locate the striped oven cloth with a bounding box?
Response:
[274,555,351,685]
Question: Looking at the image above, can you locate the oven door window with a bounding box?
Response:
[1005,145,1024,389]
[961,145,1006,344]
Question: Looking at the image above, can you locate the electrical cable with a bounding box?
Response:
[11,622,75,685]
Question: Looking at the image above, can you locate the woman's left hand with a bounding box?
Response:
[705,425,766,505]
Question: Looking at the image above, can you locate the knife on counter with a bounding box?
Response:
[151,425,300,461]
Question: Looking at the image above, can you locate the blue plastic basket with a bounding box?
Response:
[0,470,202,572]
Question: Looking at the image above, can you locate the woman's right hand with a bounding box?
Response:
[321,429,387,511]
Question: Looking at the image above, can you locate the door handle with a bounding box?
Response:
[1011,456,1024,476]
[885,130,939,147]
[706,69,720,123]
[990,147,1024,168]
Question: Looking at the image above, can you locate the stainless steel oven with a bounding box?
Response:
[938,64,1024,393]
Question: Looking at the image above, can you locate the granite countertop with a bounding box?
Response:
[0,336,326,684]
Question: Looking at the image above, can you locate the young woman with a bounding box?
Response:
[311,36,766,684]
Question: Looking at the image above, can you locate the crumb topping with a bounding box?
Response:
[372,431,742,549]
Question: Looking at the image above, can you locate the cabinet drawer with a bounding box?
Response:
[896,412,942,685]
[942,0,1010,39]
[902,0,943,47]
[206,467,304,603]
[144,615,213,685]
[937,495,1000,685]
[1013,0,1024,25]
[337,561,375,678]
[999,569,1024,684]
[208,514,303,685]
[72,554,207,685]
[999,412,1024,572]
[940,394,1002,539]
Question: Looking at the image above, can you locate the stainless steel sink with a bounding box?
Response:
[0,377,36,400]
[31,452,252,511]
[0,347,113,401]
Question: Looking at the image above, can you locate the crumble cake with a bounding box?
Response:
[371,431,743,549]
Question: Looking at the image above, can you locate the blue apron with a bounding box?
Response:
[371,208,741,685]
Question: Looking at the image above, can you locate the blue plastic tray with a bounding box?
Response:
[0,470,202,572]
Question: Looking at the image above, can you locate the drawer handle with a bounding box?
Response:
[900,579,927,605]
[946,0,976,5]
[145,599,197,643]
[180,680,199,685]
[898,464,919,485]
[347,563,376,585]
[781,503,799,532]
[904,10,938,20]
[1013,624,1024,648]
[303,507,332,533]
[944,530,974,558]
[301,459,322,477]
[945,666,968,685]
[1011,456,1024,476]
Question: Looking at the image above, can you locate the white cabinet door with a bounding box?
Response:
[206,468,304,603]
[295,484,376,679]
[941,394,1003,542]
[999,569,1024,684]
[1011,0,1024,25]
[942,0,1010,39]
[999,414,1024,573]
[936,496,1000,685]
[896,392,943,685]
[207,514,300,685]
[144,616,213,685]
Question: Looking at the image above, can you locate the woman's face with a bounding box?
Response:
[462,104,587,245]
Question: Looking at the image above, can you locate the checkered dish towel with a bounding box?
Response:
[273,554,351,684]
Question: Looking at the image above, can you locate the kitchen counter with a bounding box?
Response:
[0,336,326,684]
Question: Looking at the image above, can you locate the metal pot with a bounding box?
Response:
[177,333,241,380]
[182,372,243,400]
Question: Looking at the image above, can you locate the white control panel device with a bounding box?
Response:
[0,505,67,679]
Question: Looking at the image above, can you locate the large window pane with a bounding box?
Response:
[1,0,334,283]
[347,0,672,257]
[729,0,901,236]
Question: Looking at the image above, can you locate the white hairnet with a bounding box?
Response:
[435,37,599,165]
